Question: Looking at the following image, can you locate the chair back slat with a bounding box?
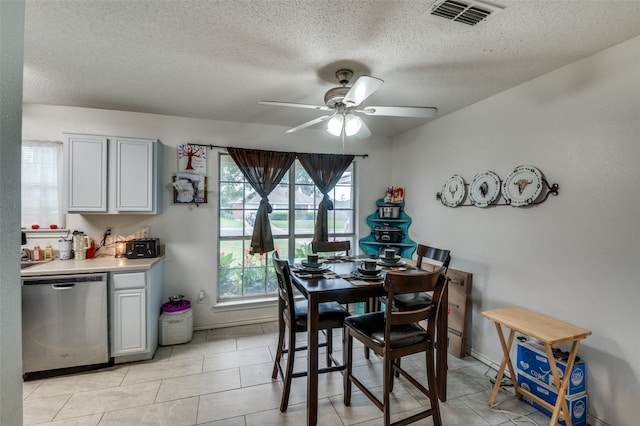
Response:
[311,240,351,256]
[385,305,434,325]
[416,244,451,271]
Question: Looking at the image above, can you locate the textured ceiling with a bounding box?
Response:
[23,0,640,138]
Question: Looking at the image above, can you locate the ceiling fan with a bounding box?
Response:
[258,69,438,138]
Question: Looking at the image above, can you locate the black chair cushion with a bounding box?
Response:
[392,292,432,310]
[294,301,350,329]
[344,312,428,348]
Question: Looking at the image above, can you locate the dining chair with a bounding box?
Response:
[343,268,446,426]
[385,244,451,399]
[311,240,356,313]
[271,251,350,412]
[311,240,351,256]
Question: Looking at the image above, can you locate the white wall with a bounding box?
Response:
[21,105,393,329]
[391,35,640,425]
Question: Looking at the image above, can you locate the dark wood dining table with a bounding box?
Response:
[289,256,449,426]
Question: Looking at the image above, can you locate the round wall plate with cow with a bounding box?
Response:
[501,165,543,206]
[469,171,501,207]
[440,175,466,207]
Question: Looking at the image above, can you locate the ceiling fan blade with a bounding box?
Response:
[358,106,438,118]
[343,75,384,107]
[258,100,331,111]
[284,115,333,134]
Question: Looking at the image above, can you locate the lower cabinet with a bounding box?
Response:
[110,260,164,363]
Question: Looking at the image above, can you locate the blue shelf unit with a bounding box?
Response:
[359,198,417,259]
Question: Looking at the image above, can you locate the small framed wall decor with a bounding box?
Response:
[172,173,207,204]
[177,143,207,174]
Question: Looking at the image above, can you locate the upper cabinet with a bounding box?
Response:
[65,133,163,214]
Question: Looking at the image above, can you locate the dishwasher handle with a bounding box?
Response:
[52,284,76,290]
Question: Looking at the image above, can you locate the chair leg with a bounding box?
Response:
[280,325,296,412]
[326,328,333,367]
[383,356,393,426]
[426,347,442,426]
[272,313,286,379]
[343,331,353,406]
[363,298,372,360]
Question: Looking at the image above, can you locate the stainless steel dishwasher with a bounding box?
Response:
[22,273,109,374]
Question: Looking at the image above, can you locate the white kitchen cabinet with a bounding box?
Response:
[65,133,163,214]
[66,134,108,212]
[110,260,164,362]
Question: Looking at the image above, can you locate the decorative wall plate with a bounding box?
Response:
[440,175,466,207]
[501,165,543,206]
[469,171,501,207]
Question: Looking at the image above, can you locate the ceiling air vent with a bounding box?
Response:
[430,0,503,26]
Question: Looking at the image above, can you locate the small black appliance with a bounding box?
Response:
[125,238,160,259]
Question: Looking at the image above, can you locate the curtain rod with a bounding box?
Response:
[190,143,368,159]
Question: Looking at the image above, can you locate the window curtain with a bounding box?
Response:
[21,141,64,228]
[227,147,295,254]
[297,153,354,242]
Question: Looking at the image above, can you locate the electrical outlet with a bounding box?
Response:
[101,227,113,247]
[142,226,150,238]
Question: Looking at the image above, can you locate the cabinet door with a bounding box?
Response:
[111,288,147,356]
[114,137,156,212]
[66,134,108,212]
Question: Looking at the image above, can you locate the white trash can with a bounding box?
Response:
[159,307,194,346]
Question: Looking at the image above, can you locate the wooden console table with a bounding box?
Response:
[482,307,591,426]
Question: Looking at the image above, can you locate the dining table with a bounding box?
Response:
[289,255,449,426]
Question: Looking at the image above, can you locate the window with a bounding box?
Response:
[218,153,355,300]
[21,141,64,229]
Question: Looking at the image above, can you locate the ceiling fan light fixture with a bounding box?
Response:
[327,115,344,136]
[344,114,363,136]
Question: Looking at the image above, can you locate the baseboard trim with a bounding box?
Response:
[194,314,278,331]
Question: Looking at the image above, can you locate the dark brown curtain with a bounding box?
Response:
[227,147,295,254]
[297,153,355,242]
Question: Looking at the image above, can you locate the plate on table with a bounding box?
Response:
[301,259,326,268]
[352,270,385,281]
[324,255,344,260]
[377,258,405,267]
[501,165,543,207]
[296,262,330,272]
[378,254,401,262]
[469,171,501,208]
[357,265,383,276]
[440,175,466,207]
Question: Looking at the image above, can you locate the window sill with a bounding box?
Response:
[212,296,279,312]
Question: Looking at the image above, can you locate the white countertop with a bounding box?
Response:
[21,255,164,277]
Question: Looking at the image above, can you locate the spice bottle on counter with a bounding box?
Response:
[32,246,43,261]
[44,244,54,261]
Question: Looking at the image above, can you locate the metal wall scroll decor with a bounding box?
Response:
[437,165,559,208]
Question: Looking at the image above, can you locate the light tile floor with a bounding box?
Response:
[22,322,554,425]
